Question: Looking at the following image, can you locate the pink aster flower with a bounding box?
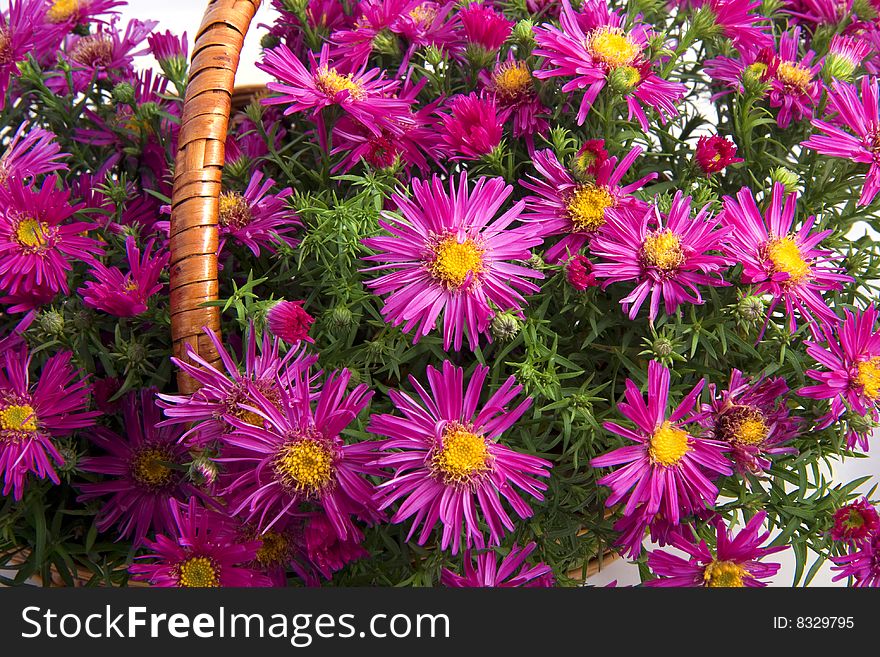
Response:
[440,93,503,160]
[79,236,168,317]
[296,513,370,584]
[218,171,300,257]
[0,176,103,297]
[361,172,543,351]
[43,0,125,27]
[0,0,63,109]
[147,28,187,66]
[590,360,732,527]
[800,305,880,451]
[720,182,851,332]
[328,0,417,69]
[765,28,822,129]
[591,192,731,321]
[825,34,872,81]
[783,0,852,25]
[703,0,771,56]
[646,511,787,587]
[533,0,686,129]
[520,146,656,263]
[258,43,413,143]
[219,367,378,540]
[77,389,199,544]
[157,326,318,447]
[0,346,99,500]
[831,530,880,587]
[832,499,880,543]
[694,135,743,175]
[441,543,555,587]
[267,300,314,345]
[802,76,880,207]
[459,1,512,51]
[566,254,598,290]
[483,55,550,143]
[370,361,552,554]
[0,123,68,187]
[130,499,273,587]
[390,1,461,72]
[700,369,800,474]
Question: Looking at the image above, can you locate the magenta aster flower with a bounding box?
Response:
[157,326,318,447]
[0,176,103,297]
[700,369,800,474]
[520,146,656,263]
[441,543,555,587]
[258,43,413,141]
[646,511,787,587]
[370,361,552,554]
[77,389,198,544]
[832,499,880,543]
[591,192,731,321]
[79,236,168,317]
[218,171,300,257]
[591,360,732,526]
[0,0,62,109]
[297,513,370,583]
[390,1,461,72]
[219,367,378,540]
[825,34,872,81]
[831,530,880,587]
[802,76,880,207]
[361,172,543,351]
[147,28,187,66]
[483,55,549,142]
[800,305,880,450]
[43,0,125,26]
[533,0,686,129]
[440,93,503,160]
[0,346,99,499]
[566,254,598,290]
[327,0,416,69]
[783,0,852,25]
[765,28,822,129]
[694,135,743,175]
[703,0,771,56]
[0,123,68,187]
[458,1,512,51]
[720,182,851,332]
[267,300,314,345]
[130,499,272,587]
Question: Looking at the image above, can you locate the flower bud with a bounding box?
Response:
[189,456,218,487]
[260,33,281,50]
[491,312,522,342]
[607,65,641,94]
[770,166,800,195]
[736,295,765,324]
[742,62,769,95]
[39,309,65,336]
[111,81,136,106]
[651,337,675,359]
[373,29,400,57]
[566,255,598,291]
[330,305,354,329]
[512,19,535,47]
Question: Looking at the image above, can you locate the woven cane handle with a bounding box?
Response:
[169,0,262,393]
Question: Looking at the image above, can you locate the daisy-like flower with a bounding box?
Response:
[702,0,771,56]
[258,43,414,141]
[483,55,549,142]
[720,182,851,332]
[831,530,880,587]
[646,511,787,587]
[591,192,731,321]
[783,0,852,26]
[694,134,743,175]
[0,176,103,297]
[0,0,62,110]
[824,34,872,82]
[390,1,461,72]
[0,346,99,499]
[0,123,68,187]
[458,1,513,52]
[566,254,598,290]
[79,236,168,317]
[361,172,543,351]
[802,76,880,207]
[217,171,300,257]
[157,326,318,447]
[129,499,272,587]
[77,389,198,544]
[219,367,378,540]
[43,0,125,27]
[370,361,552,554]
[520,146,655,263]
[327,0,415,69]
[267,300,314,345]
[440,93,503,160]
[800,305,880,450]
[441,543,555,587]
[765,28,822,129]
[533,0,686,129]
[297,513,370,583]
[700,369,800,474]
[831,499,880,543]
[591,360,732,526]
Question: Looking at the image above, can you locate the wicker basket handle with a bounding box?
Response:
[169,0,262,393]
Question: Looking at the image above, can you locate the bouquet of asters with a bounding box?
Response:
[1,0,880,588]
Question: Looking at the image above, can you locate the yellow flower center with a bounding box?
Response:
[774,61,813,90]
[616,65,642,88]
[47,0,80,22]
[703,560,747,587]
[587,27,641,69]
[566,184,613,233]
[0,404,37,432]
[315,66,365,100]
[744,62,768,81]
[274,438,335,496]
[130,446,175,488]
[733,415,769,445]
[177,556,219,588]
[641,229,685,272]
[856,357,880,400]
[218,192,252,230]
[0,30,9,61]
[766,236,811,286]
[255,530,291,567]
[431,424,491,486]
[430,235,485,289]
[16,218,50,249]
[70,33,114,67]
[492,61,533,102]
[648,421,691,466]
[409,3,438,25]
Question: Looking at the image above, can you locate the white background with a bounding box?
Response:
[91,0,880,586]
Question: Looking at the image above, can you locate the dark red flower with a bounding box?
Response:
[832,499,880,543]
[566,254,598,291]
[695,135,743,175]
